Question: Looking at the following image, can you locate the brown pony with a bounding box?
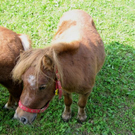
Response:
[0,26,31,109]
[12,10,105,124]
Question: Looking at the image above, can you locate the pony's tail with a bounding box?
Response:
[18,34,32,51]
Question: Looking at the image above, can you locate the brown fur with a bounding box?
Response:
[54,20,77,38]
[13,10,105,124]
[0,26,31,109]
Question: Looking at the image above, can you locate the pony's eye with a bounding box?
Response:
[39,85,46,90]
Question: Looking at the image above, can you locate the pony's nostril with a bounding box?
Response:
[20,117,28,124]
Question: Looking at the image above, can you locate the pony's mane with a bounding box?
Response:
[12,40,80,83]
[12,47,51,83]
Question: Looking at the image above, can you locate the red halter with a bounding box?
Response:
[18,69,62,113]
[55,69,62,99]
[19,100,49,113]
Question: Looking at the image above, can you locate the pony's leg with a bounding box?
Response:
[77,92,90,122]
[4,94,16,109]
[62,91,72,121]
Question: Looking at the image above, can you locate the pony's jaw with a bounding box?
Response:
[14,107,37,125]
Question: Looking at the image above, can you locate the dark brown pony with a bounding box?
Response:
[0,26,31,109]
[12,10,105,124]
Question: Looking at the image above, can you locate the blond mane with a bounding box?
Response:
[12,40,80,83]
[12,47,51,83]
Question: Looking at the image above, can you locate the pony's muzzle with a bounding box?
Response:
[14,107,37,124]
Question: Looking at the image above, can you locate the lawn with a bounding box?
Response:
[0,0,135,134]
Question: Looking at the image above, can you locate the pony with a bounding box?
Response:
[12,10,105,124]
[0,26,31,109]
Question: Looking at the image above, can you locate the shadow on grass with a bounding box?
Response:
[86,42,135,134]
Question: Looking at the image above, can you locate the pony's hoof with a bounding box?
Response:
[62,112,71,122]
[77,113,87,123]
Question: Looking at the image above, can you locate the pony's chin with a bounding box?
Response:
[14,107,37,125]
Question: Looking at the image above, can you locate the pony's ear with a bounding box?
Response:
[42,55,54,70]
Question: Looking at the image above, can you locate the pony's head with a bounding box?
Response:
[12,48,56,124]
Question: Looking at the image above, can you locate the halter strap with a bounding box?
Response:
[19,100,49,113]
[55,69,62,99]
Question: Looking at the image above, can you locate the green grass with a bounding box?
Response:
[0,0,135,134]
